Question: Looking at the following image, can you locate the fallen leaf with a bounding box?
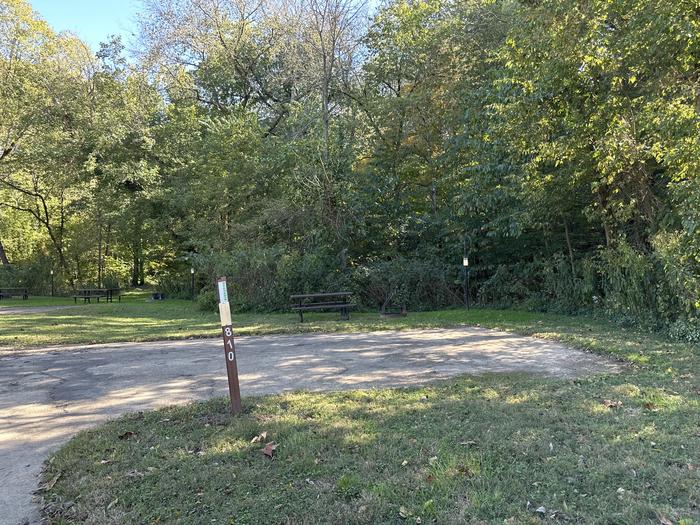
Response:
[535,506,546,515]
[401,460,409,467]
[251,431,268,444]
[658,517,673,525]
[459,440,478,447]
[39,472,61,492]
[457,465,474,477]
[399,506,411,518]
[602,399,623,409]
[261,442,278,458]
[107,498,118,510]
[118,430,137,440]
[428,456,438,465]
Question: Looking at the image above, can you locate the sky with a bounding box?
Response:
[29,0,141,51]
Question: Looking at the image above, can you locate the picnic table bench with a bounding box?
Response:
[73,288,121,304]
[290,292,355,323]
[0,287,28,300]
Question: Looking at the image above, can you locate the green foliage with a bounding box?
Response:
[353,257,454,311]
[1,0,698,335]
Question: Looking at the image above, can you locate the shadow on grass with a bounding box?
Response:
[41,373,699,525]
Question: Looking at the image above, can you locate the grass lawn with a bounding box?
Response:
[0,295,82,307]
[38,311,698,524]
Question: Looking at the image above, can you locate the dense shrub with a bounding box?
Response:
[0,257,54,294]
[352,256,456,311]
[166,239,699,343]
[191,246,351,311]
[473,240,699,340]
[156,275,195,300]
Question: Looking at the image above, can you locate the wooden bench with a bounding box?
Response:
[73,288,121,303]
[290,292,355,323]
[0,287,29,300]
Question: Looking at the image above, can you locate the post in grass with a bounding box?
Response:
[217,277,243,415]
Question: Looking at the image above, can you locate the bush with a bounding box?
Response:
[352,256,456,311]
[667,318,700,343]
[156,275,194,300]
[197,290,218,312]
[191,245,350,312]
[476,256,593,314]
[652,231,700,323]
[0,256,54,294]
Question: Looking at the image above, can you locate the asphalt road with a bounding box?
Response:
[0,327,620,525]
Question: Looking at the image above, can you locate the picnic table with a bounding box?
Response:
[73,288,121,304]
[0,287,28,300]
[290,292,355,323]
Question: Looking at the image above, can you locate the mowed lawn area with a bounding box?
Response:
[18,302,697,524]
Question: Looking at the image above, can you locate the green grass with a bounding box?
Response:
[0,295,81,307]
[39,311,699,524]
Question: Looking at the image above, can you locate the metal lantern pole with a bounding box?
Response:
[466,262,470,310]
[463,234,471,310]
[462,256,470,310]
[50,269,54,297]
[190,267,195,301]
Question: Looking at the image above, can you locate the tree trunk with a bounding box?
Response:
[0,239,10,266]
[563,219,576,276]
[97,224,103,288]
[321,68,330,163]
[132,242,140,287]
[596,187,613,246]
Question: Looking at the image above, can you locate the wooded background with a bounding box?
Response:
[1,0,698,338]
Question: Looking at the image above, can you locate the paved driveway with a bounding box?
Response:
[0,327,620,525]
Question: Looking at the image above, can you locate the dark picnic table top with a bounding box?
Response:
[0,287,28,291]
[290,291,352,300]
[75,288,119,294]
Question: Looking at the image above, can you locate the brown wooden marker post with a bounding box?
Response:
[217,277,242,415]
